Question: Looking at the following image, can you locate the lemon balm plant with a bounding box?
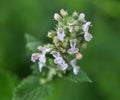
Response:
[12,9,93,100]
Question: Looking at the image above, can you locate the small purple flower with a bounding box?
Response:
[84,32,93,42]
[54,57,64,64]
[70,58,77,67]
[67,39,79,54]
[73,66,80,75]
[31,53,39,62]
[31,46,50,72]
[51,50,68,71]
[37,46,51,54]
[57,28,66,42]
[83,22,91,33]
[70,59,80,75]
[38,54,46,72]
[50,51,60,58]
[83,22,93,41]
[78,13,86,22]
[60,63,68,71]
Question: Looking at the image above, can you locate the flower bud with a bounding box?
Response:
[63,42,68,48]
[40,78,47,84]
[53,36,59,43]
[76,53,83,60]
[74,26,80,32]
[54,13,61,21]
[82,43,87,49]
[47,31,53,38]
[72,11,78,18]
[60,9,68,17]
[60,47,66,53]
[79,13,86,22]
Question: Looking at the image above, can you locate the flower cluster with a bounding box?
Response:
[31,9,93,82]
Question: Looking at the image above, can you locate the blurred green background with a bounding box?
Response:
[0,0,120,100]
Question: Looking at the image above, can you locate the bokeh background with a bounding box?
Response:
[0,0,120,100]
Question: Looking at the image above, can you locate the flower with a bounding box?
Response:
[50,51,60,58]
[70,58,77,67]
[48,31,53,38]
[69,24,74,32]
[54,13,61,21]
[83,22,93,41]
[78,13,86,22]
[76,53,83,60]
[51,51,68,71]
[60,9,68,17]
[31,46,51,72]
[38,53,46,72]
[54,57,64,64]
[57,28,66,42]
[70,59,80,75]
[72,11,78,17]
[84,32,93,42]
[37,46,51,54]
[31,53,39,62]
[60,62,68,71]
[31,52,46,72]
[83,22,91,33]
[73,66,80,75]
[67,39,79,54]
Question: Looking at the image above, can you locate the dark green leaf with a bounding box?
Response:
[0,70,18,100]
[13,76,52,100]
[64,70,92,83]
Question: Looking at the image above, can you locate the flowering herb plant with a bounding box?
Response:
[12,9,93,100]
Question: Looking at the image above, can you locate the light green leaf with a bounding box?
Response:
[13,76,52,100]
[25,34,42,52]
[64,70,92,83]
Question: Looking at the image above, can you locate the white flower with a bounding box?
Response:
[54,13,61,21]
[38,54,46,72]
[83,22,93,41]
[38,62,45,72]
[70,58,77,67]
[54,57,64,64]
[84,32,93,42]
[78,13,86,22]
[70,59,80,75]
[31,53,39,62]
[69,24,74,32]
[83,22,91,33]
[51,50,68,71]
[73,66,80,75]
[50,51,60,58]
[37,46,51,54]
[57,28,66,42]
[60,63,68,71]
[67,39,79,54]
[31,46,50,72]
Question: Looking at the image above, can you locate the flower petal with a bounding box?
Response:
[73,66,80,75]
[31,53,39,62]
[84,33,93,42]
[57,28,66,42]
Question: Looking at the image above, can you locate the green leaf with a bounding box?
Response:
[25,34,42,52]
[0,70,18,100]
[64,70,92,83]
[13,76,52,100]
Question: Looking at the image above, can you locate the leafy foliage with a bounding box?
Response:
[25,34,42,52]
[13,76,52,100]
[64,70,92,83]
[0,70,18,100]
